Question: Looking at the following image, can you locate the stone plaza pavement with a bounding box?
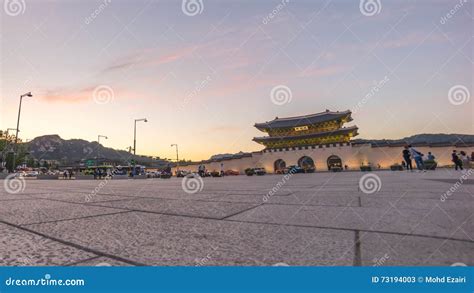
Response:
[0,170,472,266]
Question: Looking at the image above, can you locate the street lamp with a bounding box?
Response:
[13,92,32,172]
[132,118,147,176]
[133,118,147,155]
[171,144,179,172]
[97,135,108,166]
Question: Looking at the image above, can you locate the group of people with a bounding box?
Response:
[402,145,471,171]
[62,169,74,179]
[402,145,434,172]
[451,150,470,170]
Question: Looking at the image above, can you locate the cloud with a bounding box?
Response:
[103,46,198,73]
[40,87,95,103]
[379,32,446,49]
[299,65,348,78]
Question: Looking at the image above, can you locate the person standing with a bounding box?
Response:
[426,152,435,160]
[402,146,413,171]
[409,145,424,171]
[460,151,470,169]
[452,150,463,171]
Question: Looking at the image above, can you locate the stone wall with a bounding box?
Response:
[173,144,474,174]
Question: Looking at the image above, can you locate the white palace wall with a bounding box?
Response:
[173,144,474,174]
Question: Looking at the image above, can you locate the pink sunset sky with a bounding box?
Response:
[1,0,472,160]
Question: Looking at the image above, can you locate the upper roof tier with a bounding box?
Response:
[254,110,353,130]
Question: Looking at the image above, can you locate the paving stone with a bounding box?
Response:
[91,198,260,219]
[0,223,95,266]
[228,204,472,241]
[359,232,474,266]
[0,199,123,225]
[27,212,355,266]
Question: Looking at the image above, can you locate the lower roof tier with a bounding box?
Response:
[253,126,358,148]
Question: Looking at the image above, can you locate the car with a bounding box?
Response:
[146,171,156,178]
[210,171,222,177]
[160,171,172,179]
[25,171,39,177]
[176,170,190,177]
[254,168,266,176]
[185,172,200,178]
[224,170,239,176]
[284,165,305,174]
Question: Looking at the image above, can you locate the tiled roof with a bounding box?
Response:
[253,126,358,142]
[254,110,352,130]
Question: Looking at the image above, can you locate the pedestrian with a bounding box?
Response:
[220,162,224,177]
[427,152,435,161]
[402,146,413,171]
[63,169,69,179]
[460,151,470,169]
[409,145,425,171]
[452,150,463,171]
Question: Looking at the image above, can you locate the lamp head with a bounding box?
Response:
[144,118,148,123]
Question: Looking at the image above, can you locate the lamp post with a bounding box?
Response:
[171,144,179,172]
[13,92,32,172]
[97,135,108,167]
[133,118,147,176]
[133,118,147,155]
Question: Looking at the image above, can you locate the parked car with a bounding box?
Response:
[185,172,200,178]
[284,165,305,174]
[224,170,239,176]
[210,171,222,177]
[146,171,157,178]
[176,170,190,177]
[160,171,172,179]
[254,168,266,176]
[24,171,39,177]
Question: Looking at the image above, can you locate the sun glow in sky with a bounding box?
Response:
[1,0,472,161]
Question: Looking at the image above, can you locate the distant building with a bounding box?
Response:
[174,110,474,174]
